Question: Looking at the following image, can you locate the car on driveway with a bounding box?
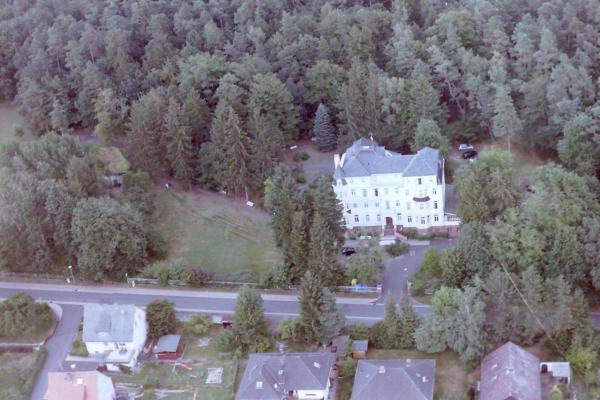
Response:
[342,246,356,256]
[462,149,478,159]
[458,144,474,152]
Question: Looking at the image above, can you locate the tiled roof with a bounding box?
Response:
[45,371,110,400]
[83,304,138,343]
[236,352,335,400]
[480,342,541,400]
[334,138,442,181]
[351,359,435,400]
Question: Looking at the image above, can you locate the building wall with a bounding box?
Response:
[131,306,148,358]
[97,373,116,400]
[334,172,448,231]
[297,389,326,399]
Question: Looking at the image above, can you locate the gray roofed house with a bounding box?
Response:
[333,138,443,183]
[236,352,335,400]
[83,304,137,342]
[480,342,542,400]
[350,359,436,400]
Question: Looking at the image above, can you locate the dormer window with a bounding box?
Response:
[374,189,379,197]
[418,178,422,185]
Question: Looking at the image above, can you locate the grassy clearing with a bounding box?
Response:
[0,349,47,400]
[152,189,281,277]
[477,139,545,181]
[0,103,33,145]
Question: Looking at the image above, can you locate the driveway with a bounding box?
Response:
[31,304,83,400]
[380,239,454,302]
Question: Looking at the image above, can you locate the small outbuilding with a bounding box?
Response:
[352,340,369,359]
[154,334,184,360]
[98,146,130,187]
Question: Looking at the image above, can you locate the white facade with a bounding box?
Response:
[84,305,147,368]
[332,138,460,234]
[97,372,117,400]
[297,388,329,399]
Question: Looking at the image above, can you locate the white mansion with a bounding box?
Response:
[333,138,460,237]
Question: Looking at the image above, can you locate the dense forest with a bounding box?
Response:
[1,0,600,392]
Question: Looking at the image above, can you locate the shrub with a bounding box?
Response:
[338,358,357,378]
[292,151,310,162]
[183,314,212,336]
[216,330,236,352]
[279,318,302,342]
[143,376,160,389]
[295,173,307,184]
[383,240,408,257]
[248,335,272,353]
[349,324,370,340]
[421,248,441,276]
[146,300,177,338]
[259,264,292,288]
[186,267,213,287]
[402,227,418,239]
[0,293,55,338]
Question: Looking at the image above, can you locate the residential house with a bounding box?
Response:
[44,371,115,400]
[332,138,460,237]
[350,359,435,400]
[83,304,147,371]
[154,334,185,360]
[98,146,130,187]
[480,342,570,400]
[236,352,336,400]
[351,340,368,359]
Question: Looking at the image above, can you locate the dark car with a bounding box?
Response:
[341,246,356,256]
[462,149,478,159]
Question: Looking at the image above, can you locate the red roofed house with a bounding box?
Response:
[44,371,116,400]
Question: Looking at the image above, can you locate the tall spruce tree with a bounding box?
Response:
[492,85,521,153]
[289,210,309,282]
[219,106,252,198]
[93,88,125,143]
[398,294,419,348]
[299,271,324,343]
[308,212,340,286]
[264,165,299,255]
[50,98,71,135]
[308,175,345,248]
[313,103,336,152]
[232,285,268,352]
[165,98,195,189]
[319,288,345,344]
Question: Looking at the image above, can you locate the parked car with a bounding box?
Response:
[462,149,478,159]
[342,246,356,256]
[458,144,474,152]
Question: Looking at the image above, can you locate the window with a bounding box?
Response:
[351,189,356,196]
[421,217,425,224]
[434,215,439,222]
[396,200,401,207]
[394,188,399,194]
[407,202,411,210]
[354,215,359,223]
[427,215,430,223]
[384,188,389,195]
[376,214,381,222]
[353,203,357,209]
[343,218,347,225]
[420,203,424,210]
[374,188,379,197]
[434,201,438,209]
[418,178,422,185]
[365,214,370,223]
[407,216,412,223]
[432,188,437,195]
[397,213,402,221]
[375,202,380,208]
[385,200,390,209]
[362,189,367,197]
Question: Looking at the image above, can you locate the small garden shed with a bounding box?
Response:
[154,334,184,360]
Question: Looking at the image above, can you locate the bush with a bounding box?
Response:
[141,260,188,285]
[216,330,236,352]
[421,248,441,276]
[259,264,292,288]
[338,358,357,378]
[279,318,302,342]
[146,300,177,338]
[183,314,212,336]
[402,227,418,239]
[349,324,370,340]
[0,293,55,338]
[292,151,310,162]
[248,335,272,353]
[383,240,408,257]
[143,376,160,389]
[186,267,213,287]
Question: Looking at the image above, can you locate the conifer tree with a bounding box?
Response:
[492,85,521,153]
[248,108,283,190]
[182,88,211,148]
[308,212,340,286]
[398,294,419,348]
[264,165,299,255]
[408,75,445,131]
[289,210,309,282]
[232,285,268,351]
[308,175,345,247]
[219,106,252,198]
[299,271,324,343]
[93,88,124,143]
[165,99,194,189]
[50,98,71,135]
[313,103,337,152]
[412,118,450,156]
[319,288,345,344]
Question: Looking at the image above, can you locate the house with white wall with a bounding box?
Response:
[83,304,147,371]
[236,352,336,400]
[333,138,460,237]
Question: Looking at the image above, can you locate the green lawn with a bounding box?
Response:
[152,189,281,277]
[0,349,47,400]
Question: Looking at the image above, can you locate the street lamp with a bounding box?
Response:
[68,265,75,283]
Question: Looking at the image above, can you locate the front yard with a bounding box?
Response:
[152,189,281,279]
[0,348,47,400]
